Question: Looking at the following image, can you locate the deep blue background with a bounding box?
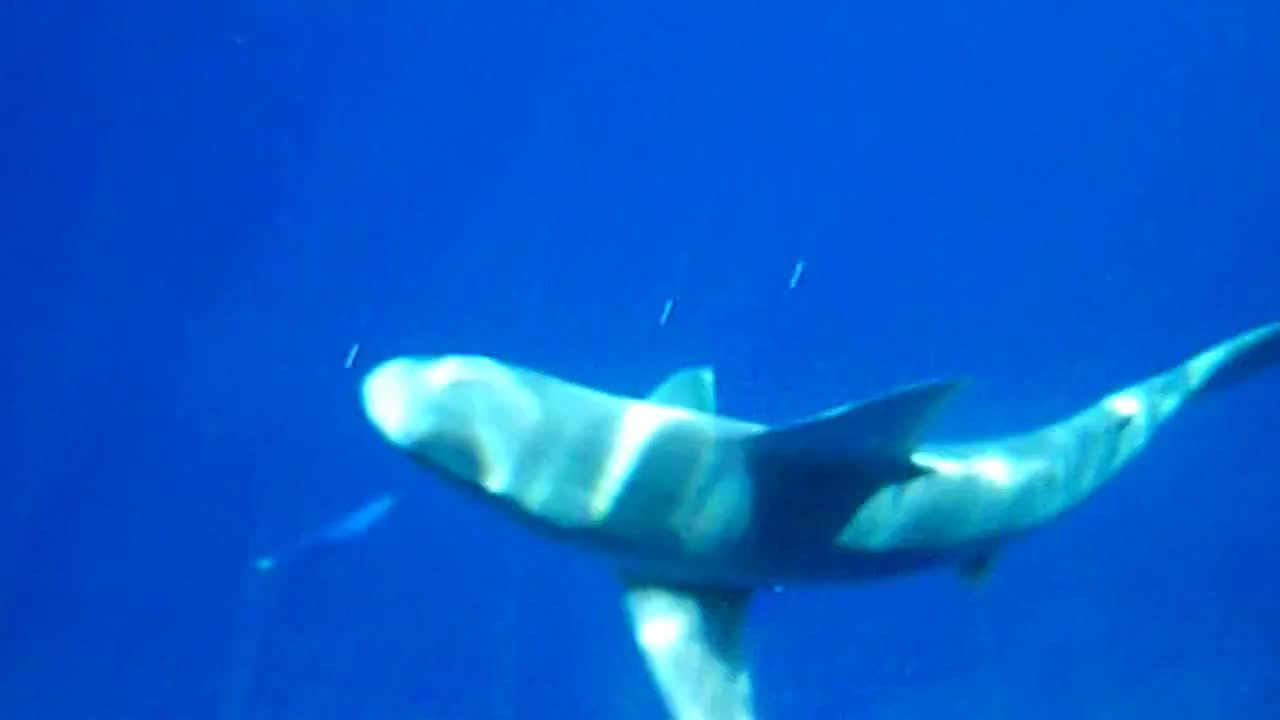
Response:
[4,1,1278,718]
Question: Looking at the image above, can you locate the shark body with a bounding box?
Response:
[359,322,1280,720]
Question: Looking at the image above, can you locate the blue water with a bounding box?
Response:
[5,1,1279,718]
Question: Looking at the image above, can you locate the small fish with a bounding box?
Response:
[254,492,399,572]
[321,492,397,541]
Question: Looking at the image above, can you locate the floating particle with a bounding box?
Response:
[344,343,361,369]
[658,298,675,326]
[789,259,806,289]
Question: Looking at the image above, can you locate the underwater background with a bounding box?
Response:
[5,1,1279,718]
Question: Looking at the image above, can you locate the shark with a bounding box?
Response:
[357,321,1280,720]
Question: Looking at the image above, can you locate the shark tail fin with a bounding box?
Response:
[1102,321,1280,432]
[1182,321,1280,397]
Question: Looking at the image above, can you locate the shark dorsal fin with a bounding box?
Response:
[621,578,755,720]
[648,366,717,413]
[956,548,1001,585]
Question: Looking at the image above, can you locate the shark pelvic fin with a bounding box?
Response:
[956,548,1001,585]
[648,366,718,414]
[621,579,755,720]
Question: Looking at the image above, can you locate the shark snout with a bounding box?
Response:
[361,358,431,448]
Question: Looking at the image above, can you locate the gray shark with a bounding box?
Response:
[359,321,1280,720]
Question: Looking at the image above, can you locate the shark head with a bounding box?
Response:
[360,355,541,489]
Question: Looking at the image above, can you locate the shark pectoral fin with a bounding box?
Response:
[1187,321,1280,395]
[749,378,965,464]
[649,366,718,413]
[746,379,966,500]
[741,380,966,545]
[621,579,755,720]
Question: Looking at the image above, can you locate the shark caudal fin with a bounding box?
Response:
[622,580,755,720]
[1178,321,1280,397]
[1107,321,1280,431]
